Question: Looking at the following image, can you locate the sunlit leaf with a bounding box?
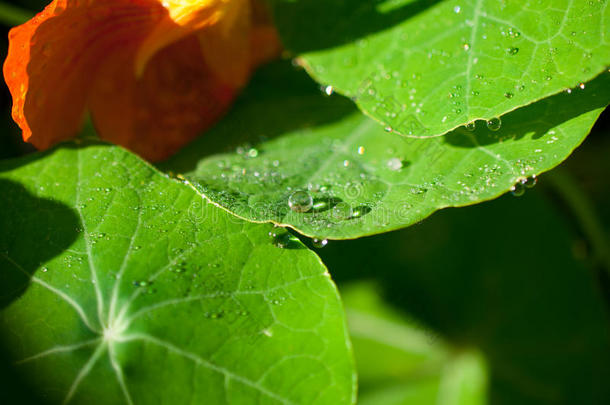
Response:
[0,144,354,404]
[271,0,610,137]
[163,63,609,239]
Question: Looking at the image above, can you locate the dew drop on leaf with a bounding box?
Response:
[312,238,328,249]
[506,47,519,55]
[332,202,353,221]
[307,182,320,193]
[387,158,403,171]
[511,182,525,197]
[288,191,313,213]
[272,232,299,249]
[524,175,538,189]
[486,117,502,131]
[465,122,477,131]
[322,85,334,96]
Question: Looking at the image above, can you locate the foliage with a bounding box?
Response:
[0,0,609,404]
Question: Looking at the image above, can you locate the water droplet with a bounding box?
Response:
[524,175,537,189]
[307,182,320,193]
[511,182,525,197]
[579,83,586,89]
[246,148,258,158]
[332,202,353,221]
[504,92,514,99]
[343,160,350,167]
[387,158,403,171]
[384,126,393,133]
[507,28,520,38]
[312,238,328,249]
[357,146,365,155]
[272,232,299,249]
[486,117,502,131]
[322,85,334,96]
[454,5,461,13]
[462,43,470,51]
[465,121,477,131]
[288,191,313,213]
[506,47,519,55]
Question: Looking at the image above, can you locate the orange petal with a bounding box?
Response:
[198,0,252,88]
[89,35,235,161]
[4,0,281,161]
[134,0,241,78]
[198,0,282,87]
[3,0,168,150]
[249,0,283,69]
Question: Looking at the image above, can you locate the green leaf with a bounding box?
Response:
[270,0,610,137]
[342,282,487,405]
[163,63,609,239]
[0,144,355,404]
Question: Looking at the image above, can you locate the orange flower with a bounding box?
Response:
[3,0,281,161]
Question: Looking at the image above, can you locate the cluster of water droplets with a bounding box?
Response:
[511,175,537,197]
[463,117,502,132]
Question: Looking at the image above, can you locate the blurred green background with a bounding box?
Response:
[1,1,609,404]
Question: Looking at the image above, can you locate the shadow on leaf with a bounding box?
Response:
[0,179,80,308]
[0,178,79,404]
[444,73,610,148]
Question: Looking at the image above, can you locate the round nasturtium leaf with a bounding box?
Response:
[0,144,355,405]
[271,0,610,138]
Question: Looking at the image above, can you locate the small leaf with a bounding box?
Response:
[163,63,609,239]
[0,144,355,404]
[342,282,487,405]
[271,0,610,137]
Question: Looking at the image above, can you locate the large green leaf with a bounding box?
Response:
[0,144,355,404]
[271,0,610,137]
[163,63,609,239]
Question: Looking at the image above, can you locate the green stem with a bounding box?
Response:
[546,168,610,277]
[0,3,33,27]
